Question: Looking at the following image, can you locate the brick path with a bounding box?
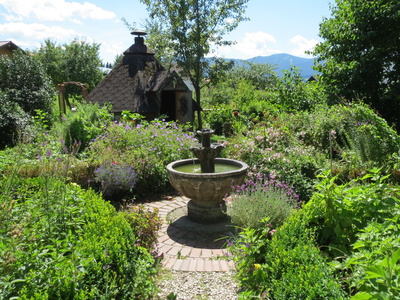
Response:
[144,197,235,272]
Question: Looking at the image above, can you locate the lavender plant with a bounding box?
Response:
[94,162,137,198]
[228,172,301,229]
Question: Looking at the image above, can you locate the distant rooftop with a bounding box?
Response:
[0,41,20,52]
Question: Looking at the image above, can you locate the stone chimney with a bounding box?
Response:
[124,31,153,55]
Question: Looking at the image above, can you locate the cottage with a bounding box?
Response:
[87,32,198,124]
[0,41,20,58]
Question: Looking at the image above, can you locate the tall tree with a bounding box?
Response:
[312,0,400,129]
[139,0,249,129]
[35,39,64,85]
[62,39,103,91]
[35,39,103,95]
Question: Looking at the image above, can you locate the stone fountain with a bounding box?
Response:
[166,129,248,224]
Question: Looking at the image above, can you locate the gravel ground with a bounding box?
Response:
[153,270,240,300]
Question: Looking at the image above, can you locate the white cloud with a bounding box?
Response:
[216,31,281,59]
[0,0,115,22]
[0,22,76,41]
[100,40,126,63]
[289,35,318,57]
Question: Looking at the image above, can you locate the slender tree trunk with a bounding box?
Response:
[195,85,202,130]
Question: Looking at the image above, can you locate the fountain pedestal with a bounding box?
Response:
[187,200,227,223]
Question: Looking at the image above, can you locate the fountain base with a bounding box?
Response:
[187,200,228,224]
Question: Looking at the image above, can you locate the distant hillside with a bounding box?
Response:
[227,53,317,79]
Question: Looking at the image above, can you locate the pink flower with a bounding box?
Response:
[269,229,276,236]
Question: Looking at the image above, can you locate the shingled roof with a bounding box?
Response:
[87,33,191,114]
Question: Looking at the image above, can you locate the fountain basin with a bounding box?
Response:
[166,158,248,223]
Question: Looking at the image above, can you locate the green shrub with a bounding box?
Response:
[305,169,400,299]
[0,176,158,299]
[229,211,345,299]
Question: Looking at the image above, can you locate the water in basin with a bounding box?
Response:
[174,163,240,174]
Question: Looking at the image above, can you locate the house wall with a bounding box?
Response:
[0,48,13,58]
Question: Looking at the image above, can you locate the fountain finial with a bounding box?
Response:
[197,129,214,148]
[190,128,224,173]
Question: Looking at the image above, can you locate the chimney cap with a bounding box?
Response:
[131,31,147,37]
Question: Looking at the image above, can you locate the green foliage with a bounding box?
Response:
[202,62,276,124]
[339,103,400,164]
[287,102,400,176]
[0,50,55,148]
[120,110,146,123]
[62,101,112,152]
[0,176,158,299]
[120,203,162,251]
[228,173,300,229]
[304,168,400,257]
[239,92,273,123]
[88,120,197,197]
[302,168,400,299]
[229,211,345,299]
[34,39,65,85]
[272,67,326,111]
[224,61,277,91]
[312,0,400,129]
[203,105,234,136]
[0,50,55,116]
[345,220,400,299]
[0,91,33,148]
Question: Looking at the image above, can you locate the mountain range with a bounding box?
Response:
[227,53,317,79]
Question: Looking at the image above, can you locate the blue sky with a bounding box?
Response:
[0,0,333,63]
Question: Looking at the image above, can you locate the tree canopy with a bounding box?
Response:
[138,0,250,128]
[35,39,103,96]
[312,0,400,129]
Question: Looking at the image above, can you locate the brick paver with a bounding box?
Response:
[146,197,235,272]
